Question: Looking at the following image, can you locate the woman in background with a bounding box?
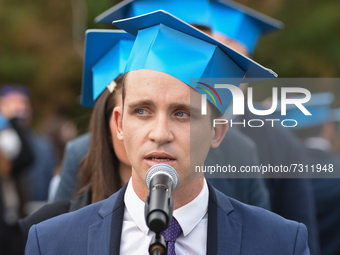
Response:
[72,74,130,206]
[19,74,131,243]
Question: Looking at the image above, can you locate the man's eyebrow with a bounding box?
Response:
[127,100,156,109]
[169,103,201,115]
[127,100,200,114]
[169,103,190,110]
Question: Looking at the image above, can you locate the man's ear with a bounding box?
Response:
[113,106,124,141]
[210,117,229,148]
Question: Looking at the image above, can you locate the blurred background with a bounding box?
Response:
[1,0,340,131]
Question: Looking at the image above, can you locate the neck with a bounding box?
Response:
[131,170,204,210]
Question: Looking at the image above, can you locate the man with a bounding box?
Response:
[25,11,308,254]
[54,0,275,210]
[0,85,56,202]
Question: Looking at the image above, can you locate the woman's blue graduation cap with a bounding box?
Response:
[95,0,283,54]
[272,92,335,129]
[113,10,277,114]
[81,29,134,107]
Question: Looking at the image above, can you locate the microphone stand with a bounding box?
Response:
[149,233,166,255]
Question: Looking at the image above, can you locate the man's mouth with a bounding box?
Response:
[147,157,173,162]
[145,152,176,164]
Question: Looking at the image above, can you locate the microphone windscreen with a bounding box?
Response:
[145,164,179,190]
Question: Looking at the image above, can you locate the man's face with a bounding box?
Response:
[114,69,224,193]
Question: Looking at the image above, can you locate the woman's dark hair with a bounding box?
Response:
[77,74,123,203]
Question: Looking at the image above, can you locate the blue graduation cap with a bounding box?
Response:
[95,0,283,54]
[272,92,335,129]
[81,29,135,106]
[209,0,284,54]
[113,10,277,114]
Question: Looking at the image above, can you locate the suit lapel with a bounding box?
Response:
[109,184,127,255]
[207,182,242,255]
[207,182,218,255]
[87,184,127,255]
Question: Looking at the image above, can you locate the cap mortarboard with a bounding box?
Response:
[272,92,335,129]
[95,0,283,54]
[81,29,134,106]
[210,0,284,54]
[113,10,277,114]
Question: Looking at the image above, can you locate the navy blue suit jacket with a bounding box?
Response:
[26,182,309,255]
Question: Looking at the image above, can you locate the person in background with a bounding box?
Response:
[0,84,56,218]
[275,92,340,255]
[0,85,35,255]
[19,30,134,245]
[3,85,57,204]
[19,74,126,245]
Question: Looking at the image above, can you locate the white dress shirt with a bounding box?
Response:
[120,178,209,255]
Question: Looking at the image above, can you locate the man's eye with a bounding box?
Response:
[137,109,146,115]
[175,111,189,118]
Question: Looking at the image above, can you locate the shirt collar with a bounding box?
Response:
[173,178,209,236]
[124,178,150,235]
[124,178,209,237]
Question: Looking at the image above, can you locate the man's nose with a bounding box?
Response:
[148,114,174,145]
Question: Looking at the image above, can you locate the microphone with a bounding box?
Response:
[144,164,179,234]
